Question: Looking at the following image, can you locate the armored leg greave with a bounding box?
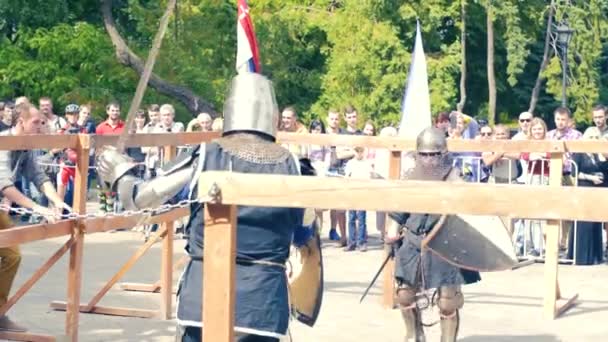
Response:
[397,286,425,342]
[437,286,463,342]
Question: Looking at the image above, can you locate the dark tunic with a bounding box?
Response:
[393,213,481,290]
[567,153,607,265]
[176,139,305,338]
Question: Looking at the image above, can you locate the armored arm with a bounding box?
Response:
[97,146,198,211]
[114,168,193,211]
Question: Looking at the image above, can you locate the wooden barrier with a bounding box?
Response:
[0,132,607,341]
[196,167,608,338]
[0,135,188,341]
[51,145,181,321]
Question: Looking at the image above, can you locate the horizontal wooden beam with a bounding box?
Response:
[277,132,608,153]
[49,302,158,319]
[0,331,56,342]
[0,131,606,153]
[446,138,566,153]
[120,282,177,294]
[561,140,608,153]
[0,207,189,248]
[0,221,73,248]
[198,171,608,222]
[0,134,79,150]
[92,131,220,147]
[277,132,416,150]
[120,282,162,293]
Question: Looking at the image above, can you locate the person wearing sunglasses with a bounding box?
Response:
[512,112,533,185]
[512,112,533,140]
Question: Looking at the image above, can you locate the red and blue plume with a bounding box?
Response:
[236,0,261,74]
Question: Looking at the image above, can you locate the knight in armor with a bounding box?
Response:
[96,72,321,341]
[386,127,481,342]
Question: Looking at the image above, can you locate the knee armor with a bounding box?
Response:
[396,286,416,309]
[437,287,464,315]
[396,285,425,341]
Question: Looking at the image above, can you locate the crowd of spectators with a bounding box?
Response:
[280,104,608,266]
[0,96,606,265]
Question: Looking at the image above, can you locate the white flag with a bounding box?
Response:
[398,21,432,138]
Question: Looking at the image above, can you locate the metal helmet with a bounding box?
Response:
[222,72,279,139]
[416,126,448,153]
[65,103,80,114]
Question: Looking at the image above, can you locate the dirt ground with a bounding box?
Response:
[3,208,608,342]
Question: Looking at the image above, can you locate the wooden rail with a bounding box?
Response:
[196,167,589,339]
[0,131,607,152]
[0,132,605,341]
[197,172,605,221]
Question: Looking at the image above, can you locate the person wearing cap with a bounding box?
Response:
[56,104,85,214]
[59,104,83,134]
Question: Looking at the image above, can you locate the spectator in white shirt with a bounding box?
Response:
[344,147,373,252]
[158,104,185,133]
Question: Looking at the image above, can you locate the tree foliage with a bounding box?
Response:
[0,0,607,129]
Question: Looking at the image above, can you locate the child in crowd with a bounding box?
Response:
[343,146,374,252]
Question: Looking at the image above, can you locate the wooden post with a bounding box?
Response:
[382,150,401,309]
[160,145,176,319]
[543,152,562,319]
[65,134,90,341]
[202,203,238,341]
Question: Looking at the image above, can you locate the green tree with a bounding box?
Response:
[544,1,608,125]
[1,0,607,130]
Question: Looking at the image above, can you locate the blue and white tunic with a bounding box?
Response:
[176,138,309,339]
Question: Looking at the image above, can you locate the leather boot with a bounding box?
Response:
[0,315,27,332]
[401,307,425,342]
[439,310,459,342]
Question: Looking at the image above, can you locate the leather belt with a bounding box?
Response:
[189,255,286,269]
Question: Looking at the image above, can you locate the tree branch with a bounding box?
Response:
[456,0,467,113]
[100,0,217,117]
[528,0,556,114]
[486,0,496,125]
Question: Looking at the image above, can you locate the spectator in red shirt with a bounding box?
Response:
[96,102,124,135]
[57,150,77,213]
[95,102,124,214]
[520,118,551,180]
[57,104,85,213]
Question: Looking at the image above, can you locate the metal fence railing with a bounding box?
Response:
[452,154,581,265]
